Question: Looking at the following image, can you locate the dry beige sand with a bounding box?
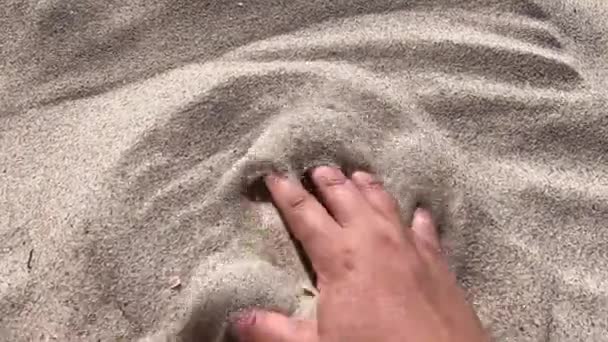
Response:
[2,0,608,341]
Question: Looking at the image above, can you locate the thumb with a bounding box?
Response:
[230,309,317,342]
[411,207,441,252]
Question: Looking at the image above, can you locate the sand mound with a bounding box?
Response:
[1,1,608,341]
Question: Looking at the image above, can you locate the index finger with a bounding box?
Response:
[265,173,340,275]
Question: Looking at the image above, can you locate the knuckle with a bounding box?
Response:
[287,193,309,210]
[339,244,356,259]
[381,198,401,218]
[417,239,444,261]
[385,196,400,210]
[360,179,385,191]
[298,225,326,245]
[404,251,428,279]
[296,225,316,244]
[372,225,403,248]
[356,180,400,211]
[417,236,438,252]
[338,244,357,271]
[382,233,401,248]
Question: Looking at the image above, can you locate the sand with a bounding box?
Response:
[1,0,608,341]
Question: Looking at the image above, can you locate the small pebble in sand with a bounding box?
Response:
[169,277,182,290]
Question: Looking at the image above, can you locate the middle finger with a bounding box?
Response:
[310,166,375,228]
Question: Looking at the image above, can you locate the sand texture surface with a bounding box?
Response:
[1,0,608,341]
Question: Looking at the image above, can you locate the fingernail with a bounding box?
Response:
[351,170,379,184]
[229,310,257,337]
[313,166,346,183]
[414,207,432,221]
[265,172,288,183]
[231,309,257,326]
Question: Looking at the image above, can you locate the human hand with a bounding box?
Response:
[231,166,488,342]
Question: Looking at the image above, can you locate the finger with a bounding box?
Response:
[350,171,401,223]
[231,310,317,342]
[265,173,340,274]
[411,208,441,252]
[310,166,374,227]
